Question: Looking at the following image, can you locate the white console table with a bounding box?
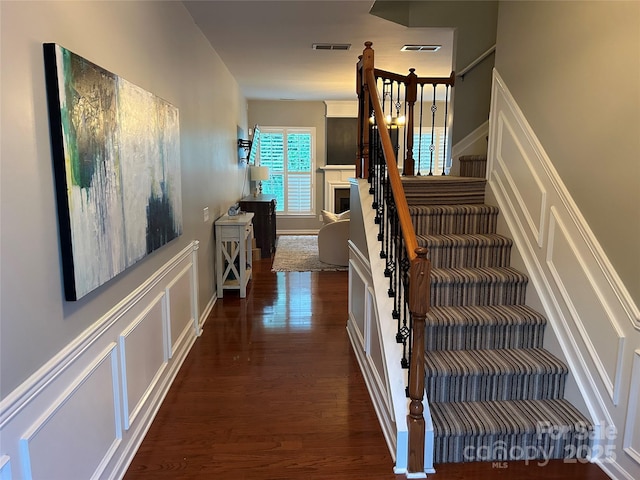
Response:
[215,212,254,298]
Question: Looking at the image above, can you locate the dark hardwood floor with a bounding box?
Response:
[123,257,610,480]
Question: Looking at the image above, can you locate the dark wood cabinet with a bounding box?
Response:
[239,194,277,258]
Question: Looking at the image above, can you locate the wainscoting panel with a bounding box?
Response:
[348,263,367,346]
[0,455,11,480]
[367,289,386,405]
[488,70,640,480]
[0,241,203,480]
[166,263,195,358]
[623,350,640,465]
[365,287,375,364]
[495,111,547,247]
[19,344,121,480]
[119,293,167,430]
[547,209,625,403]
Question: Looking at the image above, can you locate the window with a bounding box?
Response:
[413,127,450,175]
[257,127,315,215]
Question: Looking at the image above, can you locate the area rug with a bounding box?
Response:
[271,235,347,272]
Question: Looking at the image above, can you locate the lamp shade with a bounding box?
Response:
[250,165,270,181]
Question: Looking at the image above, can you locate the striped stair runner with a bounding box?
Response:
[458,154,488,178]
[403,176,487,205]
[406,176,592,464]
[430,399,592,463]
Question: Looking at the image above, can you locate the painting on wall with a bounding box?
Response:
[43,43,183,301]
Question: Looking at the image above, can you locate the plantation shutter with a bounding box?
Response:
[414,129,446,175]
[259,131,285,210]
[286,132,312,214]
[257,128,315,215]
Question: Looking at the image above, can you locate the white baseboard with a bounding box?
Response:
[276,229,319,236]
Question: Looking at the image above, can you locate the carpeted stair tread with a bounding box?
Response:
[425,348,567,377]
[430,266,528,307]
[367,172,594,463]
[430,398,592,463]
[425,348,567,402]
[417,233,513,268]
[430,399,593,463]
[430,399,591,436]
[431,266,528,284]
[430,398,590,437]
[425,305,547,350]
[402,176,487,205]
[459,155,488,178]
[409,204,499,235]
[426,304,546,329]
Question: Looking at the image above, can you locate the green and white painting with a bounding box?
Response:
[43,44,182,301]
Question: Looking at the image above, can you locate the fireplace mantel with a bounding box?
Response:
[320,165,356,213]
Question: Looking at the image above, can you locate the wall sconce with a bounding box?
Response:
[249,165,270,196]
[238,138,252,152]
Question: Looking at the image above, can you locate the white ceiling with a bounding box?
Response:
[183,1,454,101]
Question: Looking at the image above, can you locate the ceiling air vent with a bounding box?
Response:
[312,43,351,51]
[401,45,441,52]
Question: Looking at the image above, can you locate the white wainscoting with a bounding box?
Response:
[623,350,640,465]
[0,241,206,480]
[488,70,640,480]
[346,179,434,476]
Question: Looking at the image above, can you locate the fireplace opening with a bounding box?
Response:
[334,188,350,213]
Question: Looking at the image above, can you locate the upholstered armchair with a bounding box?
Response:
[318,210,350,266]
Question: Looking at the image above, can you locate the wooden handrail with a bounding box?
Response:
[373,68,455,87]
[359,41,430,476]
[415,72,456,86]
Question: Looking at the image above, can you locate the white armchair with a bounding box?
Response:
[318,211,350,266]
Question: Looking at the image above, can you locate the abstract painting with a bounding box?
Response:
[43,44,183,300]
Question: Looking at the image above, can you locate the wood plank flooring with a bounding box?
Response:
[124,257,610,480]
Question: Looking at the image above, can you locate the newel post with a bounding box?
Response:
[403,69,418,176]
[356,54,364,178]
[358,42,375,180]
[407,247,430,475]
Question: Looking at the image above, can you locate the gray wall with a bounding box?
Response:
[0,0,247,396]
[495,0,640,305]
[371,1,498,145]
[248,100,327,232]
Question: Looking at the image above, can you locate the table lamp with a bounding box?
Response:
[250,165,270,196]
